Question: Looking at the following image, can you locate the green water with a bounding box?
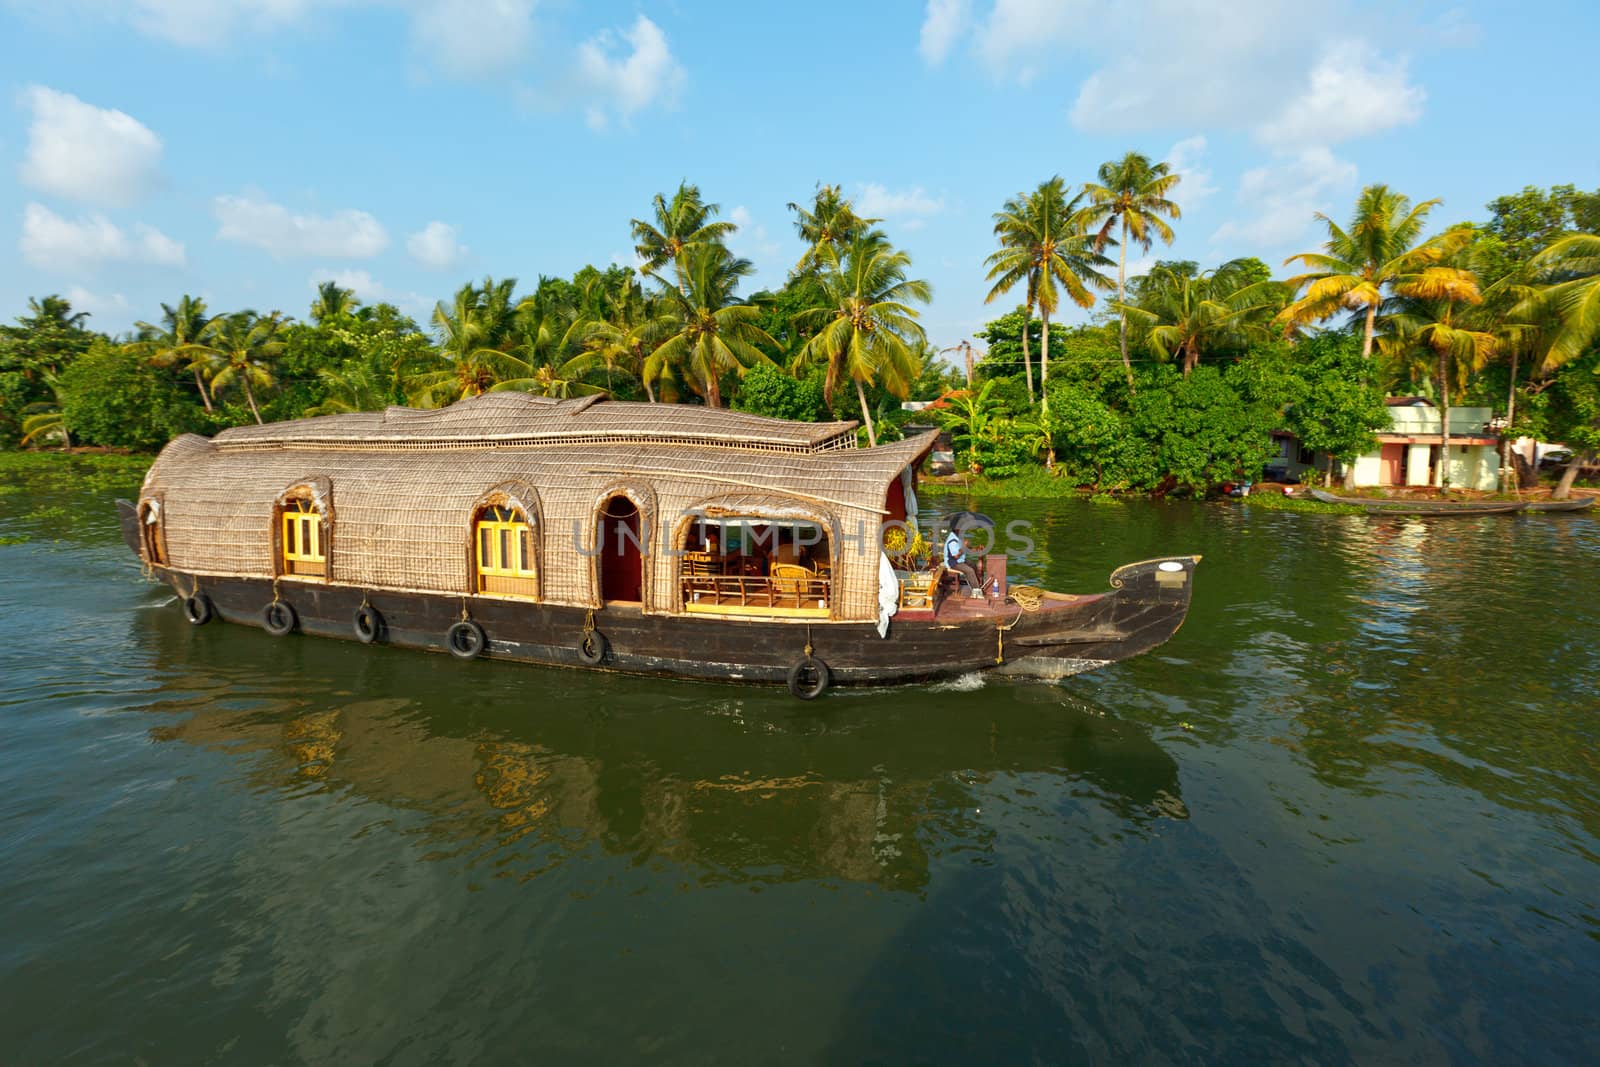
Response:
[2,467,1598,1064]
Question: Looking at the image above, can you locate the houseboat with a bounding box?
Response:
[118,393,1199,698]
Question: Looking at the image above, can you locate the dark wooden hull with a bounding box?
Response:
[1310,489,1527,516]
[118,501,1198,690]
[1520,498,1596,513]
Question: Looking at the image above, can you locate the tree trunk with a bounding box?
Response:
[1117,217,1135,393]
[1437,350,1451,490]
[193,367,214,412]
[1040,309,1054,469]
[855,378,877,448]
[1500,349,1518,492]
[1020,301,1035,402]
[243,374,263,424]
[1360,301,1377,361]
[1552,454,1589,500]
[706,373,721,409]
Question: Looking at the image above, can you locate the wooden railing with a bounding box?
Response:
[681,573,830,615]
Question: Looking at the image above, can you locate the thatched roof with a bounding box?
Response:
[213,393,862,455]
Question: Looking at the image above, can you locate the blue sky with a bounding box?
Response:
[1,0,1597,349]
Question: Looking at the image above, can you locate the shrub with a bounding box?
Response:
[58,342,200,450]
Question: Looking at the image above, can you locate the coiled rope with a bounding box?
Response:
[1007,585,1047,612]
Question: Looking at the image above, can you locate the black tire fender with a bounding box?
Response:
[787,655,831,700]
[447,619,486,659]
[354,604,384,644]
[262,600,297,636]
[577,629,609,666]
[183,593,214,626]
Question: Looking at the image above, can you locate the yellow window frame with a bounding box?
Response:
[476,505,538,597]
[281,498,325,576]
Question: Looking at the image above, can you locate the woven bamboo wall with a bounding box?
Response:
[142,415,934,623]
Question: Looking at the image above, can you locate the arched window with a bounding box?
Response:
[281,498,326,577]
[475,505,539,598]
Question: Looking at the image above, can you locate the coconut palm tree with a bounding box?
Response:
[1081,152,1183,390]
[1279,185,1468,366]
[1379,261,1496,489]
[631,183,737,295]
[983,178,1111,455]
[787,184,881,274]
[792,239,932,447]
[20,403,68,447]
[1519,234,1600,371]
[310,281,359,323]
[1113,260,1285,376]
[197,311,287,424]
[129,295,218,411]
[602,283,676,402]
[984,192,1041,402]
[644,243,775,408]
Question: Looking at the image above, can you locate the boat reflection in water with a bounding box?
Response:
[139,604,1186,891]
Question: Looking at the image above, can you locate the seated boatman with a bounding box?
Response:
[943,527,985,599]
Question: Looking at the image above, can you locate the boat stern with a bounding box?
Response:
[115,498,143,559]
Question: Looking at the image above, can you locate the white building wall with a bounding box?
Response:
[1446,445,1499,491]
[1406,444,1433,486]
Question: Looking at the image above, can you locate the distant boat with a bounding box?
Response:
[1309,489,1595,516]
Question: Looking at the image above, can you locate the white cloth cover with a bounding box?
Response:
[900,466,920,532]
[877,550,899,638]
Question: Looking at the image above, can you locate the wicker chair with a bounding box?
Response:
[770,563,817,608]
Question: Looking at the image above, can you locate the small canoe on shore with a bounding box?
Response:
[1309,489,1596,516]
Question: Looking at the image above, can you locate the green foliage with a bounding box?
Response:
[1045,381,1151,489]
[974,308,1072,381]
[1542,348,1600,455]
[58,341,199,450]
[1280,334,1390,463]
[1128,365,1279,494]
[731,364,825,422]
[0,296,100,446]
[1482,184,1600,273]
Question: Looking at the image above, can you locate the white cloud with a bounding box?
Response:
[412,0,536,79]
[974,0,1081,82]
[121,0,317,48]
[1210,147,1359,250]
[1257,41,1425,147]
[1164,135,1218,208]
[576,15,685,130]
[214,194,388,259]
[20,203,187,270]
[857,184,945,230]
[65,285,131,320]
[18,85,163,207]
[939,2,1426,148]
[406,221,468,269]
[918,0,969,65]
[310,268,386,302]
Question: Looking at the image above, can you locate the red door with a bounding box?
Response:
[1379,443,1405,485]
[599,496,643,603]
